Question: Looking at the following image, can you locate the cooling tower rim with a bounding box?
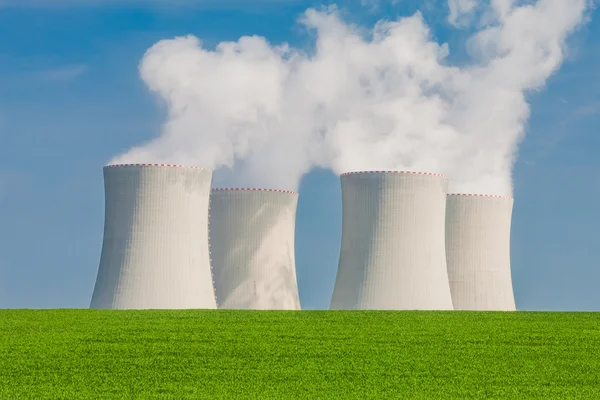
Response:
[212,187,298,195]
[341,170,446,178]
[104,163,209,170]
[448,193,514,200]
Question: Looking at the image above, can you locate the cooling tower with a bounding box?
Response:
[90,164,217,310]
[209,188,301,310]
[445,194,516,311]
[330,171,453,310]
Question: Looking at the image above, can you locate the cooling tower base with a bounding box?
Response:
[330,171,454,310]
[446,194,516,311]
[90,164,217,310]
[210,188,301,310]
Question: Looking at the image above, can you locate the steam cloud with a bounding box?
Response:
[111,0,591,195]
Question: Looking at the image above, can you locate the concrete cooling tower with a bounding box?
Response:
[90,164,217,310]
[330,171,454,310]
[209,188,301,310]
[445,194,516,311]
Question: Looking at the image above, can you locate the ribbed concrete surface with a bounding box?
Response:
[330,171,453,310]
[446,195,516,311]
[209,189,301,310]
[90,165,217,309]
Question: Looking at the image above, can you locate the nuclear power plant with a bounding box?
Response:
[88,164,516,311]
[330,171,454,310]
[445,194,516,311]
[209,188,301,310]
[90,164,217,310]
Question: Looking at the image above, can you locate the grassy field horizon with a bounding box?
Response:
[1,310,598,399]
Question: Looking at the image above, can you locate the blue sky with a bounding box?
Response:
[0,0,599,310]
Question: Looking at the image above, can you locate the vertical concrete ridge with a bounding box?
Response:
[90,165,217,309]
[446,195,516,311]
[209,190,301,310]
[330,171,453,310]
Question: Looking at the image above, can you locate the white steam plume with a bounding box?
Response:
[111,0,591,195]
[448,0,478,27]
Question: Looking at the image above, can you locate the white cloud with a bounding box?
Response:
[574,101,600,116]
[448,0,477,27]
[360,0,402,12]
[113,0,592,195]
[30,64,88,82]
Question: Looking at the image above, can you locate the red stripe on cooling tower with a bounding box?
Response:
[104,164,208,170]
[447,193,514,200]
[341,170,447,178]
[211,188,298,195]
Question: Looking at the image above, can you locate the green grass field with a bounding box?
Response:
[1,310,598,399]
